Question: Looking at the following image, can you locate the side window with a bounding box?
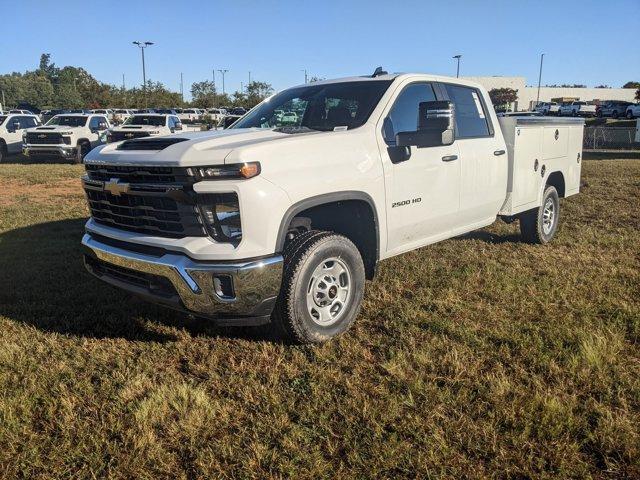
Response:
[385,83,437,143]
[24,117,37,128]
[443,84,491,138]
[168,116,176,128]
[89,117,100,129]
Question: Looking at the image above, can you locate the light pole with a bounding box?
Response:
[218,69,228,96]
[212,69,217,107]
[248,71,251,87]
[536,53,545,107]
[301,69,308,84]
[133,41,153,106]
[453,55,461,78]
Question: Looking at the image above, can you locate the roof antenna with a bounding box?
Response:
[371,66,388,77]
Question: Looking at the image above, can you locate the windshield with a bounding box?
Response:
[124,115,166,126]
[233,80,393,131]
[47,116,87,127]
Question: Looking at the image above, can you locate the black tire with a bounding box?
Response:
[520,186,560,244]
[0,142,6,163]
[272,230,366,344]
[75,141,90,164]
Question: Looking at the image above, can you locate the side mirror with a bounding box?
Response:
[396,100,455,148]
[98,122,108,130]
[174,121,183,131]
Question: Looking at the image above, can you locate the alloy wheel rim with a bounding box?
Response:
[306,257,351,326]
[542,198,555,235]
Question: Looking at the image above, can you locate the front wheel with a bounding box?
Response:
[75,141,90,164]
[272,230,366,344]
[520,186,560,244]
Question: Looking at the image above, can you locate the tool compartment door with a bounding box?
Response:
[512,126,542,209]
[542,126,569,160]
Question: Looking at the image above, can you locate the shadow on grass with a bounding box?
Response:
[3,153,77,165]
[454,230,522,244]
[0,218,280,343]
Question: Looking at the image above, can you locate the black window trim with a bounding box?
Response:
[437,82,495,139]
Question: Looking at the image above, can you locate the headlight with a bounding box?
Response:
[198,193,242,244]
[193,162,260,180]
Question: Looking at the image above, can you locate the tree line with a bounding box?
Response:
[0,54,274,110]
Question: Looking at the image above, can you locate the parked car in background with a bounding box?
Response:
[90,109,115,122]
[625,103,640,119]
[112,109,134,124]
[106,114,182,142]
[280,111,298,124]
[178,108,202,123]
[155,109,179,115]
[229,107,247,116]
[597,101,633,119]
[40,109,71,123]
[23,113,110,162]
[0,113,41,161]
[559,101,597,117]
[205,108,227,123]
[9,109,34,115]
[534,102,560,116]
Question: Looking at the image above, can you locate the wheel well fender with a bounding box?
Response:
[276,191,380,279]
[545,171,566,198]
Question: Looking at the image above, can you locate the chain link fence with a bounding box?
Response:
[583,126,639,150]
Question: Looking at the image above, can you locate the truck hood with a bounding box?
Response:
[31,125,81,133]
[110,124,165,132]
[85,128,322,166]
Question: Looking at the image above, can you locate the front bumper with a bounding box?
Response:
[23,144,76,157]
[81,233,283,325]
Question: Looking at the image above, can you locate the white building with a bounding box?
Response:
[464,76,637,111]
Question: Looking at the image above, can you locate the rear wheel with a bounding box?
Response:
[0,142,6,163]
[272,230,366,344]
[520,186,560,244]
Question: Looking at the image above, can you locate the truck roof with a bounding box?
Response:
[293,73,485,91]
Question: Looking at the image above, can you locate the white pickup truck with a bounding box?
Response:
[81,71,584,343]
[23,113,110,162]
[107,114,183,143]
[0,113,41,162]
[559,101,597,117]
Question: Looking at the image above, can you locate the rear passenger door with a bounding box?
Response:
[440,83,507,233]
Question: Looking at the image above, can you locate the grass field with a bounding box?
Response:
[0,157,638,479]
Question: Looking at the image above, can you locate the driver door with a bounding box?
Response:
[377,82,460,255]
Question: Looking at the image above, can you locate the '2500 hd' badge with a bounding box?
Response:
[392,197,421,208]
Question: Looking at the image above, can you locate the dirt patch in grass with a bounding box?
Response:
[0,160,638,478]
[0,178,83,207]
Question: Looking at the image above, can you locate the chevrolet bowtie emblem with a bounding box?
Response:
[125,133,134,138]
[103,178,130,196]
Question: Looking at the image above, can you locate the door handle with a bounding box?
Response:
[494,150,506,156]
[441,155,458,162]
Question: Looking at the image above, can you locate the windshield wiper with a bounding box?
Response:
[273,126,321,134]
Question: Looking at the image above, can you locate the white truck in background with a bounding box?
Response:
[81,70,583,343]
[106,114,184,143]
[0,113,41,161]
[23,113,110,162]
[559,101,597,117]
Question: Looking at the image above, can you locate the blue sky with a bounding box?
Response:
[2,0,639,98]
